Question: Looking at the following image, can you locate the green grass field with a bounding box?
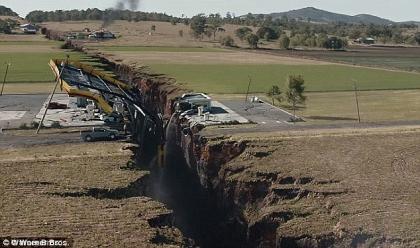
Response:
[149,64,420,93]
[293,90,420,123]
[0,40,62,46]
[323,56,420,73]
[0,52,91,82]
[96,46,227,52]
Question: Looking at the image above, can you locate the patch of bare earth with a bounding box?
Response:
[0,142,185,247]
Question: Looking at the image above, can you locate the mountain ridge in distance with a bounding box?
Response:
[254,7,417,25]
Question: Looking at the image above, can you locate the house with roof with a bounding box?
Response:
[20,23,37,34]
[354,37,375,45]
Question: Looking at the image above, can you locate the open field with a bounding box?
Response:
[0,35,107,90]
[148,64,420,93]
[43,21,420,72]
[220,128,420,247]
[0,52,87,82]
[110,50,329,65]
[43,20,420,94]
[43,21,258,48]
[0,82,53,94]
[295,89,420,123]
[0,35,82,83]
[272,45,420,73]
[0,141,185,247]
[96,45,227,53]
[0,34,50,42]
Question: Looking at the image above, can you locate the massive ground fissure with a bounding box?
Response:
[41,37,420,247]
[83,46,253,247]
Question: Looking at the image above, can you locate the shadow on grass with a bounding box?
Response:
[305,116,358,121]
[278,104,306,111]
[47,175,149,200]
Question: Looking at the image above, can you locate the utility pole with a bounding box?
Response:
[36,57,68,134]
[1,62,11,96]
[352,79,361,123]
[245,75,252,103]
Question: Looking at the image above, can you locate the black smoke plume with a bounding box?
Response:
[102,0,141,27]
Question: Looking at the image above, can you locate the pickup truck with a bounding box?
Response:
[80,127,119,142]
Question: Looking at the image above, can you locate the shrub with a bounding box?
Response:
[246,33,259,48]
[235,27,253,41]
[256,27,279,40]
[220,35,235,47]
[279,34,290,49]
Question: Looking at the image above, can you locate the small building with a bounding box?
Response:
[355,37,375,45]
[20,24,37,34]
[179,93,212,112]
[88,30,116,39]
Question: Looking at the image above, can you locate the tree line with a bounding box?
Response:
[189,13,420,48]
[20,7,420,47]
[25,9,182,24]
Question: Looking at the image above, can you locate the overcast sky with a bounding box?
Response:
[1,0,418,22]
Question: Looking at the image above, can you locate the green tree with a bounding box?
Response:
[316,33,329,48]
[0,19,16,34]
[392,33,404,44]
[235,27,253,41]
[246,33,259,48]
[207,13,223,40]
[349,29,362,39]
[256,26,279,40]
[220,35,235,47]
[278,34,290,49]
[415,32,420,45]
[266,85,282,105]
[190,14,207,39]
[285,75,306,118]
[305,36,317,47]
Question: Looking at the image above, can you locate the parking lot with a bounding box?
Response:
[0,94,47,129]
[217,99,295,127]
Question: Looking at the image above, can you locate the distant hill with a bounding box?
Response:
[0,5,18,17]
[399,21,420,26]
[264,7,395,25]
